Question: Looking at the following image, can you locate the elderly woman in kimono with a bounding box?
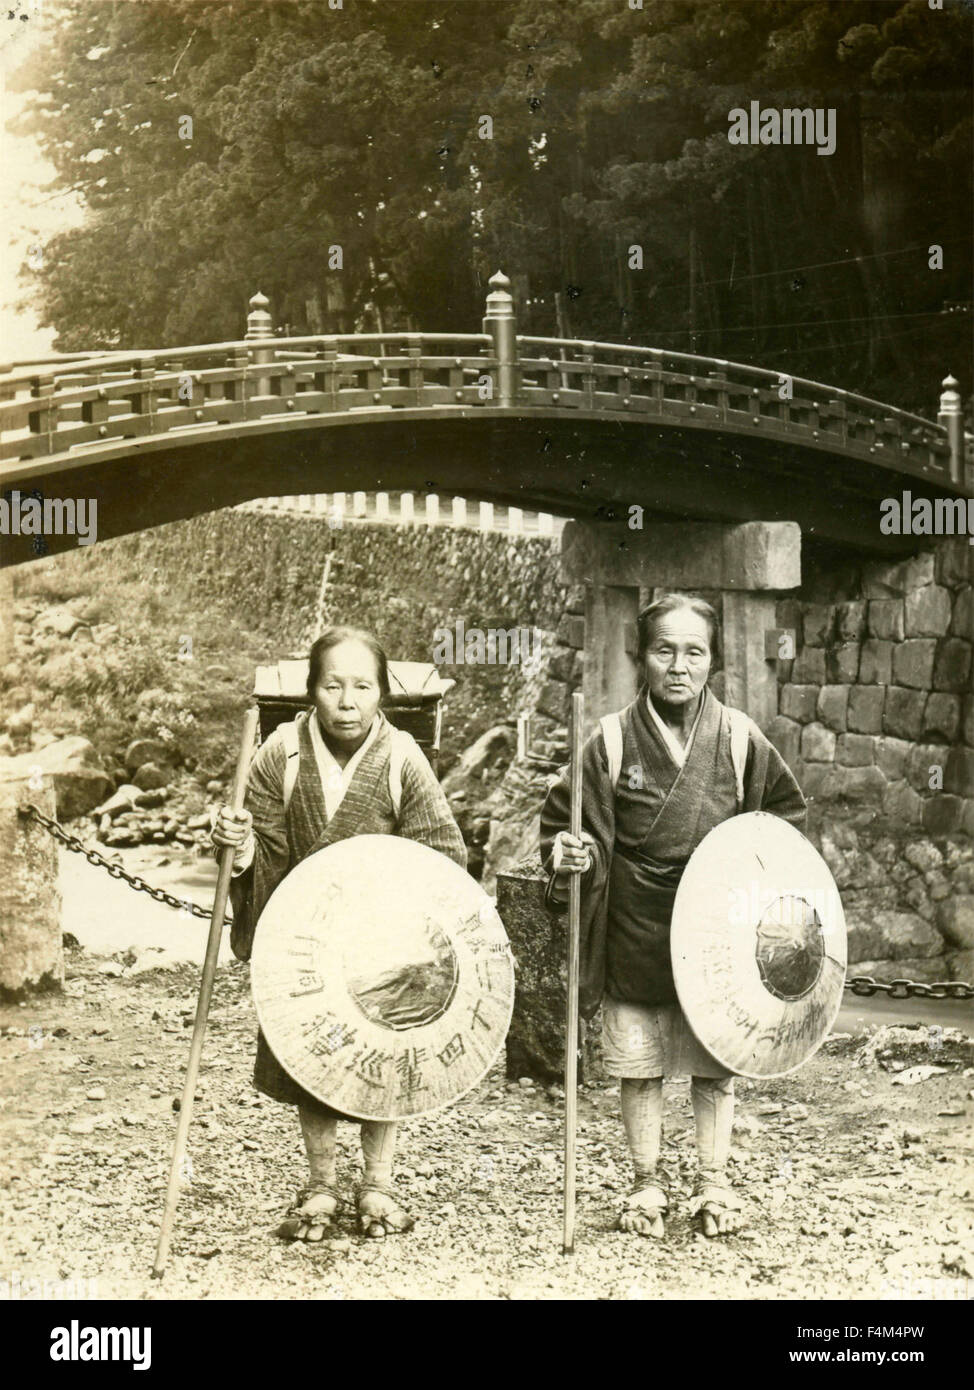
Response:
[212,626,466,1242]
[541,594,805,1239]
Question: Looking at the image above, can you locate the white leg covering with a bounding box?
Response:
[691,1075,735,1176]
[299,1107,338,1188]
[620,1076,664,1183]
[360,1119,398,1188]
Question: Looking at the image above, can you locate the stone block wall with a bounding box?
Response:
[768,535,972,983]
[534,583,587,727]
[770,537,972,838]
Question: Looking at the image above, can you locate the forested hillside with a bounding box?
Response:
[11,0,971,412]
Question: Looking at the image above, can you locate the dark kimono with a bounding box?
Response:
[229,709,467,1116]
[540,687,806,1021]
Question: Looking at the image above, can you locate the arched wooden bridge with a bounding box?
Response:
[0,272,968,566]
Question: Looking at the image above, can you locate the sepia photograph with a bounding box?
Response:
[0,0,972,1333]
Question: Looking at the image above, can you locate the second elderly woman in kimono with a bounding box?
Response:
[541,594,805,1239]
[212,626,466,1241]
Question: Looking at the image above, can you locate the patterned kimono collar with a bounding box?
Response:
[640,688,706,769]
[308,709,382,822]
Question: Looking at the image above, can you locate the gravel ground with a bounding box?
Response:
[1,946,972,1302]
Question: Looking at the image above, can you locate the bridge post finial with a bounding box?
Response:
[938,373,963,486]
[246,292,274,398]
[246,291,273,340]
[482,270,518,407]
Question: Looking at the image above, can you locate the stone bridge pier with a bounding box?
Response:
[561,518,801,728]
[496,517,802,1082]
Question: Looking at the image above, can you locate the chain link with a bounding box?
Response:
[17,802,974,997]
[18,801,230,923]
[844,974,973,1000]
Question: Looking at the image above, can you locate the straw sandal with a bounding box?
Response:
[617,1181,668,1238]
[357,1184,414,1239]
[689,1179,744,1237]
[275,1183,342,1242]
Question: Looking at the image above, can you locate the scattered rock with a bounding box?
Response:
[124,738,179,775]
[132,762,172,791]
[0,736,112,818]
[93,785,144,819]
[135,788,168,808]
[104,829,140,847]
[85,1087,106,1101]
[891,1066,949,1086]
[36,607,89,640]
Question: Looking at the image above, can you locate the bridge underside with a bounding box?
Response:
[0,409,954,566]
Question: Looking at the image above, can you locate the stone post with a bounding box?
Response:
[583,584,640,721]
[0,774,63,997]
[938,374,964,487]
[559,519,801,726]
[720,592,780,728]
[482,270,518,407]
[246,291,274,398]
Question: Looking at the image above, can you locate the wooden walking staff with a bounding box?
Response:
[152,706,259,1279]
[562,690,584,1255]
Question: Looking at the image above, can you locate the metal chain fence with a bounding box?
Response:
[17,801,974,999]
[18,801,230,923]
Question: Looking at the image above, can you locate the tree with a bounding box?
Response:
[10,0,971,412]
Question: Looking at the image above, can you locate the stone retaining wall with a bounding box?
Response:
[771,537,973,838]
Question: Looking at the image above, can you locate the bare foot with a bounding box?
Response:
[689,1182,744,1238]
[617,1183,667,1239]
[357,1186,414,1239]
[276,1187,340,1242]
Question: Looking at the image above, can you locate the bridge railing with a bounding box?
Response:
[515,335,956,481]
[0,332,495,464]
[0,272,963,488]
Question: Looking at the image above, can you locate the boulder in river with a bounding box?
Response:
[93,784,144,819]
[124,737,178,776]
[132,762,172,791]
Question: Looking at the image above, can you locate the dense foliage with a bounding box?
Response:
[11,0,972,410]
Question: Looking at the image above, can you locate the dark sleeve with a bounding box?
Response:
[539,729,614,912]
[751,732,807,832]
[396,750,468,871]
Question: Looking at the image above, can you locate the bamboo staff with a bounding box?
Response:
[152,706,259,1279]
[562,690,584,1255]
